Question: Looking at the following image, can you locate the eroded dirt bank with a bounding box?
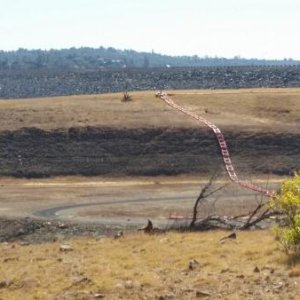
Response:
[0,127,298,178]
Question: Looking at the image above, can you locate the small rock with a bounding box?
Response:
[189,259,200,270]
[59,244,73,252]
[73,276,90,285]
[19,241,30,246]
[161,293,174,299]
[262,266,275,274]
[253,266,260,273]
[196,290,211,298]
[17,228,25,235]
[0,279,12,289]
[183,288,194,293]
[115,283,123,289]
[220,268,229,273]
[157,295,174,300]
[273,281,284,290]
[58,223,68,229]
[174,279,182,284]
[3,257,18,263]
[94,293,105,299]
[114,231,124,239]
[124,280,134,289]
[236,274,245,279]
[219,231,237,242]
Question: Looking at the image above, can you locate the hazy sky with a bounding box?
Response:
[1,0,300,59]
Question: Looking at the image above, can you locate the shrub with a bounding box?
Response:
[121,92,132,102]
[272,172,300,254]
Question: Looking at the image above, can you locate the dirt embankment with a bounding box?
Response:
[0,126,298,178]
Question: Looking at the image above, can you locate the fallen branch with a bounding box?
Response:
[190,208,282,231]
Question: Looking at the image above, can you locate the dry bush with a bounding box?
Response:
[121,92,132,102]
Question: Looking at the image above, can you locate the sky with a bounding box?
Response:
[1,0,300,59]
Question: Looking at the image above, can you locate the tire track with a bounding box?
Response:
[34,195,193,219]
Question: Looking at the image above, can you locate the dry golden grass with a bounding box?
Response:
[0,88,299,132]
[0,230,299,299]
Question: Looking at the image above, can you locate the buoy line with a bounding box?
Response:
[156,92,274,197]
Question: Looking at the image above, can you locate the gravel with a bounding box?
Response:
[1,66,300,99]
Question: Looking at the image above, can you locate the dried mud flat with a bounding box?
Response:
[0,176,282,243]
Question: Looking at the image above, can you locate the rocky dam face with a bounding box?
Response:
[1,66,300,99]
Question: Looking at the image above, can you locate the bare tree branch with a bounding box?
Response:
[189,171,228,228]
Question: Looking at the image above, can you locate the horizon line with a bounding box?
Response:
[0,46,299,62]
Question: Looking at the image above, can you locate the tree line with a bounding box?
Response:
[1,47,299,71]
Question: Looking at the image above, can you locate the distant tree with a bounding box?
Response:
[1,47,300,71]
[143,55,150,68]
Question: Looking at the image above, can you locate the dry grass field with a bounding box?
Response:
[1,230,300,299]
[0,88,299,132]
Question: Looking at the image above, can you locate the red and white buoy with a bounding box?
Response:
[156,91,274,197]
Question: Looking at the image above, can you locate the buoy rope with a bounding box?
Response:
[156,92,274,197]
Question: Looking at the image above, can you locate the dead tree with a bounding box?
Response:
[188,173,280,230]
[189,172,228,228]
[233,177,280,229]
